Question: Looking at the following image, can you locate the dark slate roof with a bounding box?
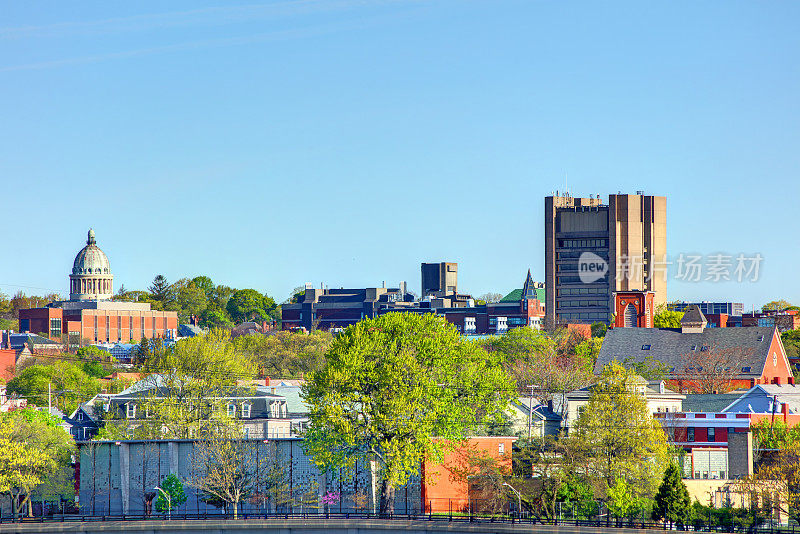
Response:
[681,393,744,413]
[595,326,777,378]
[681,305,707,325]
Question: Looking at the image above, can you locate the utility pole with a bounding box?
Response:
[48,382,52,412]
[527,385,534,439]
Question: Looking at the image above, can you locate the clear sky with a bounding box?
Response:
[1,1,798,310]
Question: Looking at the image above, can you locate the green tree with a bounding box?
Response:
[763,299,793,312]
[226,289,276,323]
[575,337,603,366]
[7,361,101,415]
[0,409,75,516]
[606,477,646,519]
[232,330,333,378]
[654,310,684,328]
[201,307,233,329]
[76,345,110,361]
[302,312,515,515]
[488,327,593,416]
[571,363,670,500]
[782,330,800,366]
[155,473,188,513]
[172,279,209,323]
[590,322,608,338]
[103,329,256,439]
[652,462,691,527]
[191,276,216,298]
[148,275,173,308]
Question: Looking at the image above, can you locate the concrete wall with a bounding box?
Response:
[78,440,421,517]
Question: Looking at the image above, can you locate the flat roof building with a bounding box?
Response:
[544,192,666,327]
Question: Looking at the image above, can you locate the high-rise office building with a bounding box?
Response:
[421,262,458,297]
[544,192,666,327]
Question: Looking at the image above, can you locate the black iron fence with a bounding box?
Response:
[0,508,799,533]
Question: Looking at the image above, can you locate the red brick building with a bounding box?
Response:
[596,305,793,393]
[421,436,517,514]
[613,290,655,328]
[17,229,177,346]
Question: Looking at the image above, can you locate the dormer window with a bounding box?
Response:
[700,346,709,352]
[241,403,252,418]
[227,403,236,418]
[758,335,764,342]
[742,366,751,373]
[126,404,136,419]
[642,344,651,350]
[691,345,698,351]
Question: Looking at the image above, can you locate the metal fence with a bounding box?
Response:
[1,507,799,533]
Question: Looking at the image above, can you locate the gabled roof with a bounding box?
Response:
[509,398,561,422]
[595,326,778,378]
[722,384,800,414]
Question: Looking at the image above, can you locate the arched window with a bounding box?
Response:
[624,303,638,327]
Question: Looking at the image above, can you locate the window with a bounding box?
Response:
[227,403,236,418]
[498,443,505,455]
[642,344,651,350]
[243,426,250,439]
[708,427,715,441]
[687,428,695,442]
[741,366,751,373]
[77,412,84,422]
[700,346,709,352]
[83,428,91,440]
[49,318,62,338]
[691,345,698,351]
[126,403,136,419]
[241,403,252,418]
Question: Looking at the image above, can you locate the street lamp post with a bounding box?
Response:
[154,486,171,520]
[502,482,522,518]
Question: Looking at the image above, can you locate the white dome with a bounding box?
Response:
[72,229,111,275]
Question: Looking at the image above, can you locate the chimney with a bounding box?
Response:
[774,377,782,385]
[790,377,796,386]
[547,400,554,412]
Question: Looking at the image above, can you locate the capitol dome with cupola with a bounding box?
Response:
[69,229,114,301]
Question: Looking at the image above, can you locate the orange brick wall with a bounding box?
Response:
[421,436,516,513]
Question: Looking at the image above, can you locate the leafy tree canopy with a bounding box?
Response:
[763,299,793,312]
[226,289,277,323]
[654,310,684,329]
[7,361,101,415]
[571,362,670,499]
[302,312,515,514]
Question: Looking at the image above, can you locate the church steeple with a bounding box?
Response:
[522,268,535,297]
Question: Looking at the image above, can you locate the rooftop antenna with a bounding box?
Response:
[565,173,568,197]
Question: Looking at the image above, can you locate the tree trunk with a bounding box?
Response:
[378,479,395,517]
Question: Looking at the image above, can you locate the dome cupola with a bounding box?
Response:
[69,228,114,301]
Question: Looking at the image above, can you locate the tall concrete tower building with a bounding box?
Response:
[544,192,666,327]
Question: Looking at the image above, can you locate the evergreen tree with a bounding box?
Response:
[148,275,172,304]
[652,462,691,527]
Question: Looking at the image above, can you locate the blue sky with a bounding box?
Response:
[1,1,798,309]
